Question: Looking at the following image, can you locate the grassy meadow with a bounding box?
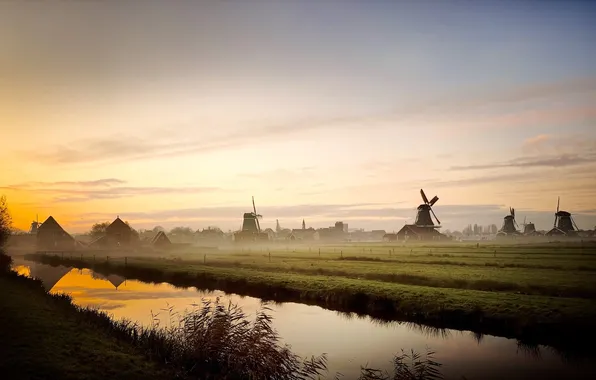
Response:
[26,241,596,351]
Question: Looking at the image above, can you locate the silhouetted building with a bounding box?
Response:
[290,228,318,241]
[396,225,446,241]
[36,216,76,251]
[318,221,347,241]
[151,231,171,248]
[105,217,135,247]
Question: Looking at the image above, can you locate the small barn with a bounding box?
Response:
[151,231,171,248]
[383,233,397,242]
[105,217,134,247]
[36,216,76,251]
[396,225,447,241]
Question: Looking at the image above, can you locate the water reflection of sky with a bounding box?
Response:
[13,261,596,380]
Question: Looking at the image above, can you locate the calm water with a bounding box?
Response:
[12,258,596,380]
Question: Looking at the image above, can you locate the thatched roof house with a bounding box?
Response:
[36,216,76,251]
[105,217,134,246]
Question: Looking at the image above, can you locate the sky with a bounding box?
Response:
[1,0,596,233]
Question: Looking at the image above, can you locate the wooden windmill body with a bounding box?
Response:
[396,189,447,241]
[234,197,269,242]
[496,207,521,238]
[546,197,579,237]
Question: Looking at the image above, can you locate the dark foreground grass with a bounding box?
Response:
[0,266,173,380]
[28,253,596,353]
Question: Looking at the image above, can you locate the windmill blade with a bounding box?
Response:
[523,216,527,225]
[256,217,261,233]
[420,189,429,204]
[557,196,560,213]
[571,215,580,231]
[252,196,258,215]
[512,208,515,219]
[429,207,441,225]
[429,196,439,206]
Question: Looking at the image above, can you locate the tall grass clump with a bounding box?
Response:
[115,298,329,380]
[358,348,443,380]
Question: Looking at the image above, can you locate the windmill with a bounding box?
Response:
[546,197,579,236]
[521,216,540,236]
[497,207,520,236]
[240,196,262,233]
[397,189,446,241]
[235,196,268,242]
[415,189,441,228]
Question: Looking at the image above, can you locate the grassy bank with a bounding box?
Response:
[27,249,596,353]
[0,260,174,380]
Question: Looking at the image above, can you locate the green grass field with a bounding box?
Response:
[27,241,596,351]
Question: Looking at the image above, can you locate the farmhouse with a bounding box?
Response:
[105,216,135,247]
[396,225,447,241]
[36,216,76,251]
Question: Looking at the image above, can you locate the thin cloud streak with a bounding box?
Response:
[450,153,596,171]
[19,77,596,166]
[1,179,222,203]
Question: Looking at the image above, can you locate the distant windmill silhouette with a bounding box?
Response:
[497,207,520,236]
[546,197,579,236]
[521,216,540,236]
[234,196,268,242]
[415,189,441,228]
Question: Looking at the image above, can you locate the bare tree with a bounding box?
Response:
[0,195,13,248]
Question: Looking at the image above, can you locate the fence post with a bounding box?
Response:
[389,249,391,257]
[340,250,343,258]
[106,256,109,263]
[204,254,206,264]
[125,257,127,266]
[93,255,95,263]
[269,252,271,262]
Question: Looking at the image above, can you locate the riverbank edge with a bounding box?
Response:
[0,260,178,380]
[27,253,596,355]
